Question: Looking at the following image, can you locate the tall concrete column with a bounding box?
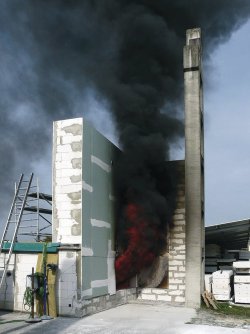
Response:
[184,28,205,308]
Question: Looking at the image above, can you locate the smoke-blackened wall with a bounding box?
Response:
[0,1,250,271]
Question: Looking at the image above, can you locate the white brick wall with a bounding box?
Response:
[139,162,186,304]
[56,250,78,316]
[53,118,83,244]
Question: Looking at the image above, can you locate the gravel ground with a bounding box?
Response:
[189,307,250,330]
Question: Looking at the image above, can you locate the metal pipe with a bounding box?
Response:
[31,267,34,319]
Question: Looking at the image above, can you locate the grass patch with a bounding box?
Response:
[216,303,250,317]
[204,302,250,318]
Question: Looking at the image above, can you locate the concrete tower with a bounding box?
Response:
[184,28,205,308]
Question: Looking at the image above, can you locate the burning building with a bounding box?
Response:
[0,28,204,316]
[51,27,204,313]
[1,0,250,319]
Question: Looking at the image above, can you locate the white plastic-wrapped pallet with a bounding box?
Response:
[233,261,250,304]
[212,270,233,301]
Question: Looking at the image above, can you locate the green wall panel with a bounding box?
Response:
[82,120,119,299]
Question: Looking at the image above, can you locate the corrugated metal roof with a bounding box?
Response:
[206,219,250,249]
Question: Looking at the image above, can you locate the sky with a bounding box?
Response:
[204,19,250,226]
[0,3,250,232]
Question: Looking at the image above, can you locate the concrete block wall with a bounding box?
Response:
[0,248,135,318]
[53,118,83,244]
[53,118,119,301]
[0,249,81,316]
[64,288,137,318]
[0,253,15,310]
[0,253,38,311]
[56,249,136,317]
[14,254,38,311]
[138,161,186,304]
[57,249,79,316]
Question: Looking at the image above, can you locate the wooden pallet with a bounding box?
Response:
[202,291,218,309]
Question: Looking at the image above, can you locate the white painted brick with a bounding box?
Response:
[61,152,82,160]
[60,306,74,315]
[61,118,82,128]
[171,239,183,245]
[14,302,24,311]
[57,136,62,145]
[173,233,185,239]
[170,260,183,266]
[57,210,72,219]
[174,221,185,226]
[157,295,172,302]
[56,177,78,186]
[173,214,184,220]
[60,235,81,244]
[59,264,77,276]
[141,294,156,301]
[175,296,185,303]
[172,226,183,232]
[58,289,69,299]
[151,289,168,295]
[58,281,70,290]
[174,208,185,214]
[174,273,185,278]
[57,144,73,153]
[56,129,66,137]
[178,285,185,290]
[60,184,81,194]
[169,278,183,284]
[128,288,136,294]
[61,184,82,195]
[175,255,185,260]
[178,266,185,272]
[56,202,81,212]
[55,153,62,162]
[168,290,183,296]
[61,168,81,177]
[140,288,152,294]
[56,218,74,227]
[55,194,70,202]
[62,135,82,144]
[174,245,186,251]
[170,251,178,257]
[168,284,178,290]
[56,160,74,169]
[169,266,177,271]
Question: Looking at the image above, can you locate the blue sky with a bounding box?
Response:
[204,19,250,225]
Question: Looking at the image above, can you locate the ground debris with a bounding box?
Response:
[188,307,250,329]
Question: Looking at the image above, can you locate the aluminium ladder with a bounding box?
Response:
[0,173,34,289]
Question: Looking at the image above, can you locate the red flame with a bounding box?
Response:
[115,203,159,288]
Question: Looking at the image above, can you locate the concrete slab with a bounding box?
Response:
[1,303,249,334]
[0,310,35,333]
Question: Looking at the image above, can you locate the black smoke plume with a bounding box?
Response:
[0,1,249,259]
